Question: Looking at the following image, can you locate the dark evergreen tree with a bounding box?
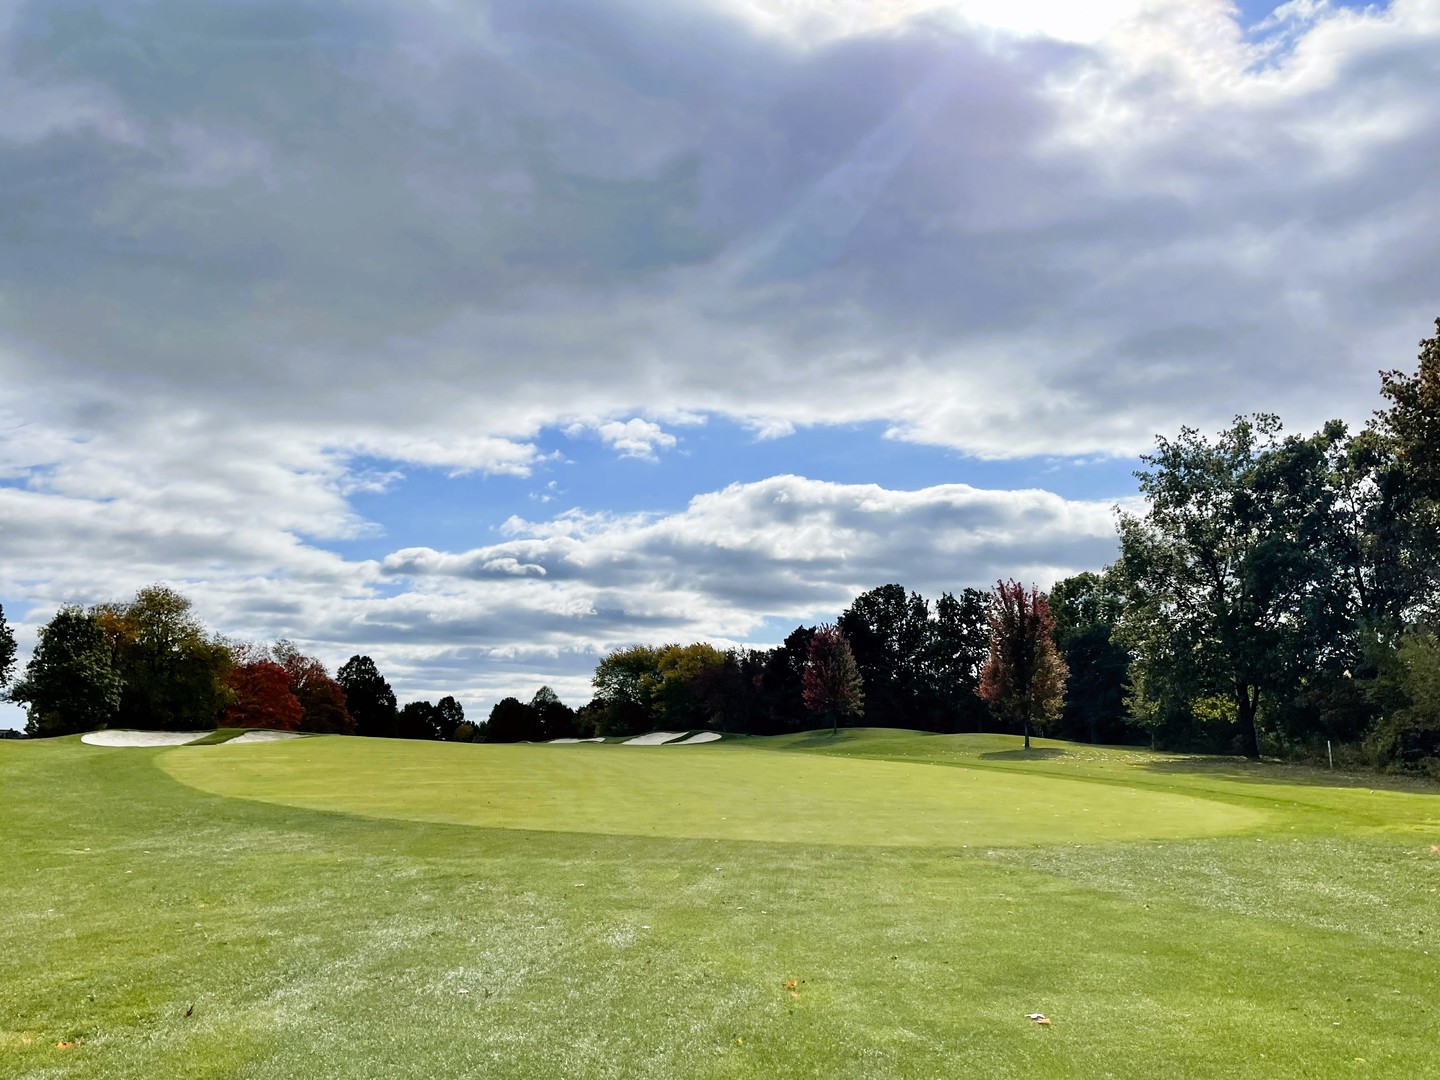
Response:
[337,655,399,738]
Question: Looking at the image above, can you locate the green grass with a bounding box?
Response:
[3,730,1439,1079]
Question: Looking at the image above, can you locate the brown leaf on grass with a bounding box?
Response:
[783,980,798,990]
[57,1041,75,1049]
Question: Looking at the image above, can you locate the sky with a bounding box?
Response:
[1,0,1436,729]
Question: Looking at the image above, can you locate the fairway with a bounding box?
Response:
[158,735,1272,846]
[5,731,1440,1080]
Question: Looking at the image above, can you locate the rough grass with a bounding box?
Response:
[2,730,1438,1079]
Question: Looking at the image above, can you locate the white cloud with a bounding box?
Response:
[0,0,1434,718]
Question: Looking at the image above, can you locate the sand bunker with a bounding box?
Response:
[548,737,606,744]
[227,730,305,744]
[622,731,687,745]
[81,730,210,747]
[667,732,722,745]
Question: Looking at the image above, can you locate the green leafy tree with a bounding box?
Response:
[839,585,931,725]
[754,626,816,735]
[103,585,232,731]
[10,606,123,736]
[926,589,991,732]
[1378,317,1440,501]
[1048,570,1135,745]
[398,700,444,740]
[1118,416,1340,758]
[0,602,16,691]
[482,696,538,742]
[437,695,466,740]
[802,624,864,735]
[1362,623,1440,771]
[592,645,664,735]
[978,581,1067,750]
[337,655,399,738]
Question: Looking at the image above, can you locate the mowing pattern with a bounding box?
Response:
[158,736,1270,846]
[4,732,1440,1080]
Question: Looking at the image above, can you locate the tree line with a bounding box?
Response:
[0,587,467,741]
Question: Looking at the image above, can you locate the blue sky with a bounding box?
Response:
[1,0,1435,729]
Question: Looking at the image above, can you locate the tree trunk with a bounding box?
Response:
[1023,719,1031,750]
[1236,682,1260,759]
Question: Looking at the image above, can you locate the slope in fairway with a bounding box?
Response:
[159,736,1271,845]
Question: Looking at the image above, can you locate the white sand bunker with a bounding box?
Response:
[548,737,606,744]
[227,730,305,744]
[667,732,722,745]
[622,731,687,745]
[81,730,210,747]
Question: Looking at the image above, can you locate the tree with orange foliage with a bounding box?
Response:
[978,580,1068,750]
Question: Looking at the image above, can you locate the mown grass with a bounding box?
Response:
[2,730,1438,1079]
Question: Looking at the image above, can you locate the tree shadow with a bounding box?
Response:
[979,748,1067,761]
[1137,756,1440,795]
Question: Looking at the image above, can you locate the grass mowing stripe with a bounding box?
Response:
[4,732,1440,1078]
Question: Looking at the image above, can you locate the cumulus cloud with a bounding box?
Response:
[1,0,1435,718]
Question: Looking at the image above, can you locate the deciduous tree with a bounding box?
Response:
[978,580,1067,750]
[1117,416,1339,758]
[0,602,16,691]
[10,606,123,736]
[337,655,398,738]
[223,645,303,731]
[273,641,355,734]
[802,624,863,735]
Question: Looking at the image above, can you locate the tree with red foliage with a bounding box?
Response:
[802,623,864,735]
[224,646,303,731]
[273,640,355,735]
[978,580,1068,750]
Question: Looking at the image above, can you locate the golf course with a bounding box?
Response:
[4,729,1439,1079]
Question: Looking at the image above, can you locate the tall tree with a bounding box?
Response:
[1048,571,1135,745]
[223,645,303,731]
[483,696,539,742]
[1117,416,1339,758]
[103,585,232,730]
[978,581,1067,750]
[273,641,354,734]
[754,626,816,735]
[1378,317,1440,501]
[802,624,864,735]
[0,602,16,691]
[10,606,123,737]
[839,584,931,725]
[437,695,466,740]
[592,645,664,735]
[925,589,991,731]
[337,655,398,738]
[398,700,444,740]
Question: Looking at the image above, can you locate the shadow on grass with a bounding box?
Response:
[1137,756,1440,796]
[979,748,1067,761]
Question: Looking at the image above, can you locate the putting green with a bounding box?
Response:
[159,736,1271,846]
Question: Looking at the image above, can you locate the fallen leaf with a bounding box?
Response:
[783,980,798,991]
[57,1041,75,1049]
[184,1004,194,1018]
